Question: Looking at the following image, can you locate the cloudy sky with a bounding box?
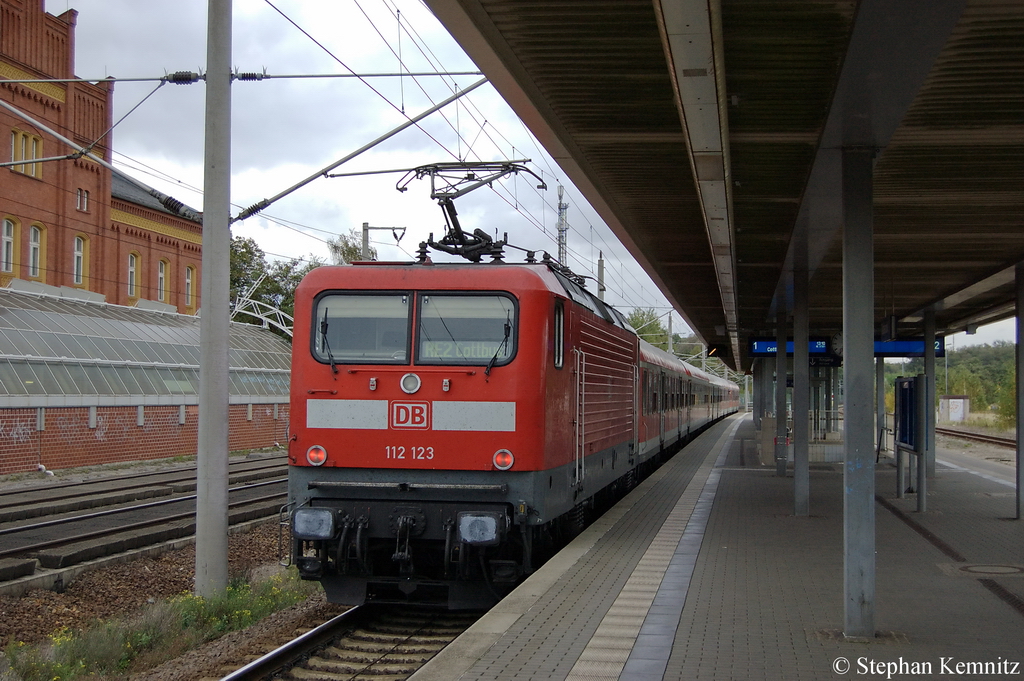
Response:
[44,0,1013,349]
[44,0,683,332]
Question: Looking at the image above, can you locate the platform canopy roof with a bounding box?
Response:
[424,0,1024,369]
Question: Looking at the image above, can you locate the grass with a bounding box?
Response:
[3,567,319,681]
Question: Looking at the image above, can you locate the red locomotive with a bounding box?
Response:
[288,260,738,607]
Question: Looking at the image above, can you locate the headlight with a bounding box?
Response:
[400,373,421,394]
[293,507,335,540]
[306,445,327,466]
[493,449,514,470]
[458,511,503,546]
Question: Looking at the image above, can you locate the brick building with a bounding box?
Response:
[0,1,291,475]
[2,0,201,312]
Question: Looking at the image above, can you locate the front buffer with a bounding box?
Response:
[289,466,537,609]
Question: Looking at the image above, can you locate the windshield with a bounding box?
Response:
[313,293,410,364]
[416,294,516,366]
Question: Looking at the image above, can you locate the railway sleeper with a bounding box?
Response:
[31,500,281,570]
[0,486,172,524]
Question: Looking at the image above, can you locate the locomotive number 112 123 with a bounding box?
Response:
[385,445,435,460]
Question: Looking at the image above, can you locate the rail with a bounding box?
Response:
[219,608,361,681]
[935,427,1015,449]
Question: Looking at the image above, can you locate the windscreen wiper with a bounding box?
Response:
[320,309,338,375]
[485,312,512,376]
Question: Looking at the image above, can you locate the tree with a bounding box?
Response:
[328,228,377,264]
[264,255,324,322]
[626,308,668,349]
[673,333,705,361]
[230,235,324,340]
[230,236,268,300]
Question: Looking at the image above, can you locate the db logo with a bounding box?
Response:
[391,402,430,429]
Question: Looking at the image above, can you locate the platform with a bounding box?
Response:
[412,413,1024,680]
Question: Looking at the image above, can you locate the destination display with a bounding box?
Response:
[747,338,830,357]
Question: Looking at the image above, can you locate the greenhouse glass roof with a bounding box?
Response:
[0,288,291,407]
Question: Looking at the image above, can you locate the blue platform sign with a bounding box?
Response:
[875,337,945,358]
[748,338,829,356]
[747,336,944,358]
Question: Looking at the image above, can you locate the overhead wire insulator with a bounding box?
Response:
[234,199,271,222]
[166,71,201,84]
[234,72,265,81]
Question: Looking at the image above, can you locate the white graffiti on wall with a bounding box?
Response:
[0,419,34,443]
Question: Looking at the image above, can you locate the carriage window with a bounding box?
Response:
[313,293,410,364]
[417,293,517,366]
[554,299,565,369]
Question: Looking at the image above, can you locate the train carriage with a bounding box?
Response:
[288,260,737,608]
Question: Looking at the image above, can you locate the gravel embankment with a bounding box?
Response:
[0,521,343,680]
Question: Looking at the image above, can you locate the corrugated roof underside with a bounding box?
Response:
[479,0,722,332]
[725,0,854,337]
[862,0,1024,332]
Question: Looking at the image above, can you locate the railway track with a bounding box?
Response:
[0,455,287,588]
[935,426,1015,449]
[215,605,481,681]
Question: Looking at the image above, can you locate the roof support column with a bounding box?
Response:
[842,147,875,639]
[1016,263,1024,519]
[793,235,810,515]
[776,322,788,477]
[815,366,823,436]
[876,356,886,455]
[825,367,834,433]
[763,358,773,432]
[752,358,763,431]
[924,307,936,478]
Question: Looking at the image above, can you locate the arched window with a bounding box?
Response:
[1,219,14,273]
[128,253,138,298]
[11,130,42,177]
[157,260,167,301]
[28,225,41,278]
[185,266,194,307]
[73,236,86,285]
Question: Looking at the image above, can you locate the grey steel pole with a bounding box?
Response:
[196,0,231,598]
[842,147,875,639]
[876,357,885,455]
[794,251,810,515]
[924,307,936,477]
[1017,263,1024,519]
[362,222,370,260]
[752,359,762,430]
[825,366,834,434]
[775,322,788,477]
[916,374,928,513]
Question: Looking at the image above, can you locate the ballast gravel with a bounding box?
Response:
[0,522,340,680]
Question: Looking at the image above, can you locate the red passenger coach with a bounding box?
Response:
[288,261,737,608]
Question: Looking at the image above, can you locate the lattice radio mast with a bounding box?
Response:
[556,184,569,263]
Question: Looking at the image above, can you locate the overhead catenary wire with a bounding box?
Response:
[15,1,662,314]
[0,70,481,84]
[0,8,659,309]
[267,0,578,275]
[232,77,487,222]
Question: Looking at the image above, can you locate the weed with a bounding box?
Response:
[3,567,319,681]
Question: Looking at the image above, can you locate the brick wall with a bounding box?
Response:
[0,403,289,475]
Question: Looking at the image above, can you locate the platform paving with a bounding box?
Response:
[412,413,1024,680]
